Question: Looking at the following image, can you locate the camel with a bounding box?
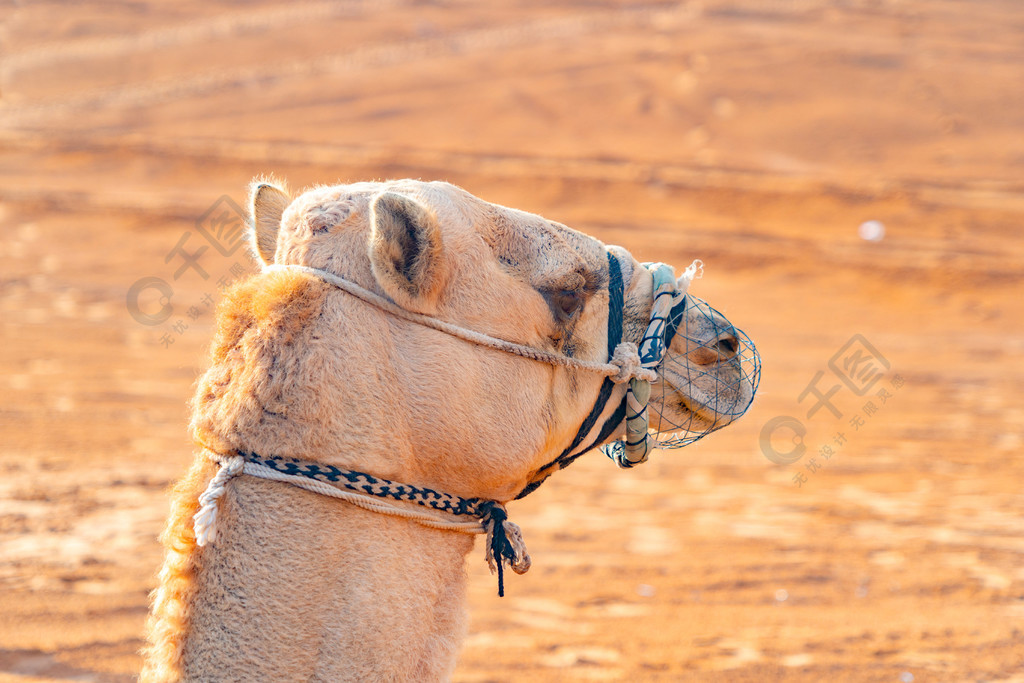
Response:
[141,179,757,682]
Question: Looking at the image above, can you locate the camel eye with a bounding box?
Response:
[548,288,583,321]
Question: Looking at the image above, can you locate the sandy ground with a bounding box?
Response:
[1,1,1022,680]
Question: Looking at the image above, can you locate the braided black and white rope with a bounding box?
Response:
[245,452,487,516]
[193,450,531,596]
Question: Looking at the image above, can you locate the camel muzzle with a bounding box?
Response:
[514,251,761,494]
[559,253,761,470]
[602,283,761,465]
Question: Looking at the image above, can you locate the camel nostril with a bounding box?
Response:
[716,333,739,359]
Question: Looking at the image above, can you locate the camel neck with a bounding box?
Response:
[182,473,474,680]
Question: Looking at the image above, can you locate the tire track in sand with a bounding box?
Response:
[2,0,410,75]
[0,3,694,125]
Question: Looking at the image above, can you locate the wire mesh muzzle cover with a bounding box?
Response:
[647,295,761,448]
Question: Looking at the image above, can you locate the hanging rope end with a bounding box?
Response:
[192,453,244,548]
[481,502,530,597]
[674,259,704,303]
[192,505,216,546]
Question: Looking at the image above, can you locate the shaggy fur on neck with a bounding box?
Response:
[142,271,328,682]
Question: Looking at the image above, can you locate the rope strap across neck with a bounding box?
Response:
[193,449,530,597]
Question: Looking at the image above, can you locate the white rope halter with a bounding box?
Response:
[193,453,488,545]
[194,450,531,596]
[262,263,660,384]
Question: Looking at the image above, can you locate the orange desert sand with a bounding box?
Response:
[1,1,1022,681]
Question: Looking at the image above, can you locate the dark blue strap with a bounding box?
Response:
[663,295,687,349]
[515,251,627,499]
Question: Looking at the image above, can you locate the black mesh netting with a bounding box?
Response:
[647,295,761,448]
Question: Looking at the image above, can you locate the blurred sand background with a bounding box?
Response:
[1,1,1022,680]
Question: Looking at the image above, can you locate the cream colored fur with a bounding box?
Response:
[141,179,745,682]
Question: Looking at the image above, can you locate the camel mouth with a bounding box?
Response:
[656,363,753,426]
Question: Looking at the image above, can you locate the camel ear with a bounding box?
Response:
[249,180,290,265]
[368,191,448,313]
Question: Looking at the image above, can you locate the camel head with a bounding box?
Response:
[193,179,757,503]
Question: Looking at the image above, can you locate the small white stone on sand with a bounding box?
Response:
[859,220,885,241]
[899,672,914,683]
[775,589,788,602]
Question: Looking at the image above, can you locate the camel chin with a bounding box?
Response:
[652,364,754,435]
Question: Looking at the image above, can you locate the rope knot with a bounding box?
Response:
[609,342,657,384]
[480,501,531,597]
[193,454,244,547]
